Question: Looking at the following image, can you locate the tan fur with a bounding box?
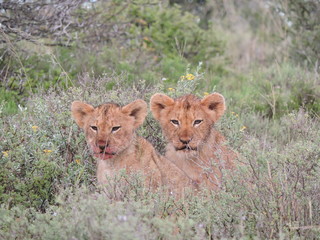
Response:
[71,100,193,195]
[150,93,236,190]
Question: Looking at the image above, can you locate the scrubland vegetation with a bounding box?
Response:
[0,0,319,239]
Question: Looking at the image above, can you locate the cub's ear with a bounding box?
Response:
[71,101,94,128]
[200,93,226,122]
[150,93,174,120]
[122,99,148,128]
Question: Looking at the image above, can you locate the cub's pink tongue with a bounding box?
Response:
[91,145,115,160]
[104,147,114,154]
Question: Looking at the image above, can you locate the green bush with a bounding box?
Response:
[218,62,320,119]
[0,46,76,114]
[0,71,319,238]
[0,89,95,211]
[285,0,320,66]
[1,107,319,239]
[129,4,225,65]
[252,63,320,118]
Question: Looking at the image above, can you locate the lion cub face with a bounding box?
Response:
[150,93,225,155]
[71,100,147,160]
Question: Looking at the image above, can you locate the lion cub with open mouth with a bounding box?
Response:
[71,99,192,194]
[150,93,236,190]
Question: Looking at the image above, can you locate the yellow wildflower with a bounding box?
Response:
[75,159,81,165]
[240,126,247,132]
[135,18,148,26]
[32,126,39,132]
[43,149,53,153]
[180,75,186,81]
[203,92,209,96]
[2,151,9,157]
[186,74,195,80]
[143,36,151,42]
[168,88,175,91]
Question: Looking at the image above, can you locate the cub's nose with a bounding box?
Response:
[97,140,108,151]
[99,145,106,151]
[179,138,191,144]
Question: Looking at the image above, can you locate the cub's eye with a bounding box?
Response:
[193,120,203,126]
[90,126,98,131]
[111,126,121,132]
[170,120,179,126]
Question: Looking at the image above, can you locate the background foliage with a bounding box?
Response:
[0,0,319,239]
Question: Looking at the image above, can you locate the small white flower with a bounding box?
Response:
[18,105,27,112]
[117,215,127,221]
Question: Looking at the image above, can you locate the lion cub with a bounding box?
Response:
[71,99,191,193]
[150,93,236,190]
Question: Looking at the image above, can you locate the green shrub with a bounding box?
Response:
[129,3,225,72]
[0,89,95,211]
[1,108,319,239]
[0,69,319,238]
[218,62,320,119]
[253,63,320,118]
[283,0,320,66]
[0,46,76,115]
